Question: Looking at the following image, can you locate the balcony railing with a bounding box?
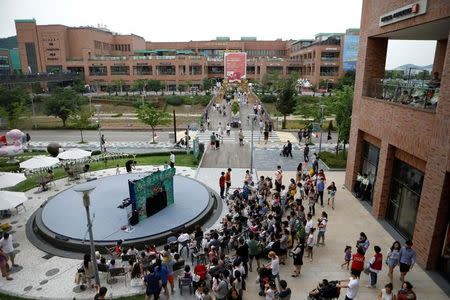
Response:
[0,72,82,83]
[367,78,439,111]
[321,57,339,61]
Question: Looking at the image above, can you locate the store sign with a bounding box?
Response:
[224,52,247,82]
[379,0,427,27]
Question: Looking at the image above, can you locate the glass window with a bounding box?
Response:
[110,66,130,75]
[387,159,424,239]
[358,141,380,204]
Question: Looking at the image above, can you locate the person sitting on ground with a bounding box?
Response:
[397,90,410,104]
[377,282,397,300]
[397,281,416,300]
[279,279,292,300]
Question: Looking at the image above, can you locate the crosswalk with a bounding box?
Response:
[194,130,281,144]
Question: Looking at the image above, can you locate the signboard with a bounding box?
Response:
[224,52,247,82]
[379,0,427,27]
[128,168,175,221]
[343,34,360,71]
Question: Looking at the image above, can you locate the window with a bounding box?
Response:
[156,65,176,75]
[46,65,62,73]
[25,42,38,74]
[387,159,424,239]
[110,66,130,75]
[133,65,152,75]
[89,66,107,76]
[320,66,339,76]
[189,65,202,75]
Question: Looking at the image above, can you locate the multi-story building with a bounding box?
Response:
[345,0,450,280]
[0,49,11,76]
[14,19,357,90]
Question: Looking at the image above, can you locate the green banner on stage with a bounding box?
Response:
[129,168,175,221]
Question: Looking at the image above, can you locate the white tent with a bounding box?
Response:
[0,172,26,189]
[19,156,59,170]
[58,149,91,160]
[0,191,27,210]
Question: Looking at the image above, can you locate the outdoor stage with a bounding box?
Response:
[30,172,216,253]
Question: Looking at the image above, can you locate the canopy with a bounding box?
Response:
[57,149,91,160]
[0,191,27,210]
[19,156,59,170]
[0,172,26,189]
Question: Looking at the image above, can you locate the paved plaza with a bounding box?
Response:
[0,168,448,299]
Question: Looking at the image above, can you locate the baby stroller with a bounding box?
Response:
[257,267,273,296]
[280,144,289,157]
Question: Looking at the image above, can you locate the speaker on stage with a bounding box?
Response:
[129,210,139,226]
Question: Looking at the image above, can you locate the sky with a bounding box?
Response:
[0,0,437,69]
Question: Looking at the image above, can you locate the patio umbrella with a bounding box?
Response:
[0,172,26,189]
[57,149,91,160]
[19,156,59,170]
[0,191,27,210]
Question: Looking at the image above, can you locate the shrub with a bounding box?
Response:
[91,150,102,156]
[319,151,347,169]
[166,96,183,106]
[260,94,277,103]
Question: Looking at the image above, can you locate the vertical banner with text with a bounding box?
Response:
[224,52,247,82]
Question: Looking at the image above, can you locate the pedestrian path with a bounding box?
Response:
[194,129,281,144]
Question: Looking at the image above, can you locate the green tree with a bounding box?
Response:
[45,88,81,127]
[276,77,297,129]
[132,79,146,94]
[136,104,170,143]
[73,78,87,94]
[261,72,282,94]
[202,78,215,91]
[69,110,92,143]
[146,79,164,94]
[0,86,30,129]
[332,85,353,156]
[113,79,125,94]
[231,101,240,115]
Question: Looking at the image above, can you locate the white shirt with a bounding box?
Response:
[305,219,314,234]
[226,125,231,131]
[346,277,359,299]
[380,288,393,300]
[319,218,327,232]
[270,257,279,276]
[170,153,175,163]
[0,236,13,253]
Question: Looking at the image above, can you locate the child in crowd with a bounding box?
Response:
[341,246,352,270]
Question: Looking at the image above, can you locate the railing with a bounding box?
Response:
[367,78,439,111]
[321,57,339,61]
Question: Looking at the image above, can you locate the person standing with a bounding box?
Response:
[286,140,293,158]
[226,123,231,136]
[100,134,106,152]
[291,237,304,277]
[207,117,211,129]
[238,129,244,146]
[169,152,175,168]
[304,144,310,162]
[297,130,302,143]
[219,172,226,199]
[398,240,416,284]
[144,266,162,300]
[351,247,366,278]
[317,178,325,207]
[327,181,337,209]
[210,132,216,150]
[225,168,232,195]
[244,170,253,185]
[0,233,17,267]
[274,166,283,193]
[386,241,401,284]
[338,270,360,300]
[367,246,383,289]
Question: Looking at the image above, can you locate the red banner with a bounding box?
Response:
[224,52,247,82]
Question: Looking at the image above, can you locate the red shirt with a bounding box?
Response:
[219,175,225,187]
[351,253,365,271]
[371,253,383,270]
[225,172,231,183]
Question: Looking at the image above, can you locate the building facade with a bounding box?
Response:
[14,19,357,90]
[345,0,450,280]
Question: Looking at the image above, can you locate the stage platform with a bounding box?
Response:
[31,172,216,253]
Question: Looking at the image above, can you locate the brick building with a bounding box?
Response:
[345,0,450,279]
[14,19,357,90]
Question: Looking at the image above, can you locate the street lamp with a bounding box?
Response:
[94,105,102,152]
[249,113,257,174]
[73,185,100,288]
[318,105,325,153]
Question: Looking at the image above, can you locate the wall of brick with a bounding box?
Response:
[347,0,450,269]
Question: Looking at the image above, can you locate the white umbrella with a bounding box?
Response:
[0,172,26,189]
[19,156,59,170]
[57,149,91,160]
[0,191,27,210]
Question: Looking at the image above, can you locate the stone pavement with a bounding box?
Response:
[1,168,447,299]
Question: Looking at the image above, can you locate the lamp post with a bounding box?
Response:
[318,105,325,153]
[74,185,100,288]
[249,113,256,174]
[94,105,102,152]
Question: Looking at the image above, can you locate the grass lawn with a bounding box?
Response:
[319,151,348,169]
[1,152,198,192]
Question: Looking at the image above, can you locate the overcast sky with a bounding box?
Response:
[0,0,436,69]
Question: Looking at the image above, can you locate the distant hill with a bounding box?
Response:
[392,64,433,72]
[0,36,17,49]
